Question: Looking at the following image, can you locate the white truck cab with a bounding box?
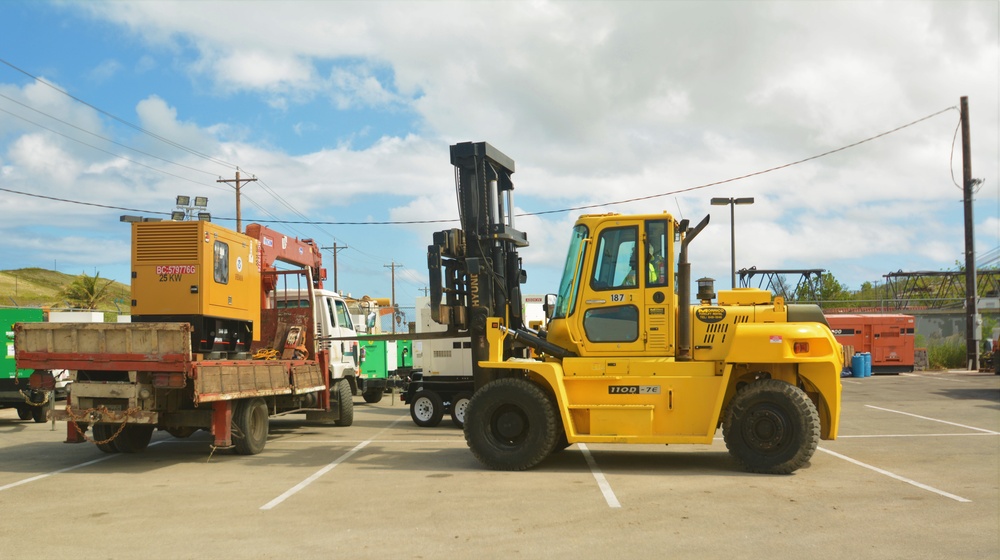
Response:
[275,288,359,425]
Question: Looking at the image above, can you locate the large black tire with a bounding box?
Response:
[450,392,472,429]
[115,425,154,453]
[722,379,820,474]
[92,424,121,454]
[410,390,444,427]
[16,406,32,421]
[463,377,559,471]
[30,405,46,423]
[334,378,354,427]
[363,388,384,404]
[232,398,269,455]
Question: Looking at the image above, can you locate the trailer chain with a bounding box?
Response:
[18,389,50,407]
[64,404,144,445]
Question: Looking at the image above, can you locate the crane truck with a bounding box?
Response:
[14,220,358,455]
[428,141,842,474]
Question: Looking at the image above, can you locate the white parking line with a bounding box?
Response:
[577,443,621,509]
[260,416,408,510]
[899,373,969,382]
[817,447,971,503]
[866,405,1000,434]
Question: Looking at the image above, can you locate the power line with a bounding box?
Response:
[0,92,220,178]
[0,106,957,225]
[0,56,238,170]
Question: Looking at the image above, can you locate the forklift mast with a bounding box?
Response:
[428,141,529,389]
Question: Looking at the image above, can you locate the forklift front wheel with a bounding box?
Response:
[464,377,559,471]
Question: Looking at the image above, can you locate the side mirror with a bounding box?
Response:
[543,294,557,320]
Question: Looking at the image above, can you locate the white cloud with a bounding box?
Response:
[2,0,997,299]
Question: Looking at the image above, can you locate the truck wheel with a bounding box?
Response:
[410,390,444,427]
[30,405,47,423]
[232,398,269,455]
[115,425,154,453]
[464,378,559,471]
[166,426,197,439]
[363,388,384,404]
[722,379,820,474]
[92,424,120,454]
[16,406,32,421]
[450,392,472,428]
[334,379,354,427]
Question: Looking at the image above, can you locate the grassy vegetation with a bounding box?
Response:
[916,333,968,370]
[0,268,130,317]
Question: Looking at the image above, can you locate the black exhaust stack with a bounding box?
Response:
[677,215,710,362]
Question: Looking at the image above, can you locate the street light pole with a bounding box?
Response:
[710,197,755,289]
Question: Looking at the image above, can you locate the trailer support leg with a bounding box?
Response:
[212,401,233,448]
[65,421,87,444]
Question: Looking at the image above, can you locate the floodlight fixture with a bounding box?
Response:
[171,211,186,221]
[176,195,191,206]
[709,196,756,288]
[197,212,212,222]
[194,196,208,208]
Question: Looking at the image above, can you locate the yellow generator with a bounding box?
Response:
[131,220,261,355]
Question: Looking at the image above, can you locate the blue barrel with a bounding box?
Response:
[851,354,865,378]
[862,352,872,377]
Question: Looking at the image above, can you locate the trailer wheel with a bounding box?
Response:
[115,425,154,453]
[92,424,120,454]
[464,378,559,471]
[232,398,269,455]
[334,378,354,426]
[410,390,444,427]
[16,405,32,421]
[363,388,384,404]
[450,392,472,428]
[722,379,820,474]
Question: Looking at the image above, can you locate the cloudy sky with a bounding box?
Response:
[0,0,997,310]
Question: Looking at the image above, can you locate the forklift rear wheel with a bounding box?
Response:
[722,379,819,474]
[450,392,472,428]
[410,391,444,427]
[464,377,559,471]
[232,398,269,455]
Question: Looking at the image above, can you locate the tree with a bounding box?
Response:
[62,272,114,309]
[797,271,849,305]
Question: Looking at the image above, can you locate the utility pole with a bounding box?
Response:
[384,261,402,333]
[961,96,979,370]
[217,169,257,233]
[321,242,349,294]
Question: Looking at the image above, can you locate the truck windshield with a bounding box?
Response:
[553,224,588,319]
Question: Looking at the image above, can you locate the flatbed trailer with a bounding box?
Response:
[15,283,342,455]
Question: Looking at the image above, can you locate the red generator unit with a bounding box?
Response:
[826,314,915,374]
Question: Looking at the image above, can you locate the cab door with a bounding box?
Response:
[576,221,645,355]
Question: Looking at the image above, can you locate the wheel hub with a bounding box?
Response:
[495,408,526,440]
[744,407,786,451]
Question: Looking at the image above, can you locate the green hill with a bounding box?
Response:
[0,268,131,316]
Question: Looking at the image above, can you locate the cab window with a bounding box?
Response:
[645,220,669,287]
[591,226,638,290]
